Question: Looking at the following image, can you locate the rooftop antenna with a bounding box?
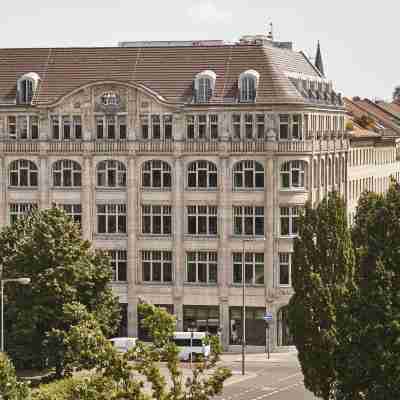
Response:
[267,22,274,41]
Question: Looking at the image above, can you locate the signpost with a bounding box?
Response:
[263,312,273,360]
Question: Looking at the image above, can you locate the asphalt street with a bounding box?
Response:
[215,351,318,400]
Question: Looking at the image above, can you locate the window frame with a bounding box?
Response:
[278,253,292,287]
[233,205,265,237]
[185,114,219,140]
[186,205,218,236]
[141,204,172,235]
[95,114,127,140]
[9,159,38,187]
[96,160,127,188]
[279,114,303,141]
[140,113,173,140]
[108,249,128,282]
[280,160,306,190]
[187,160,218,189]
[233,160,264,190]
[96,203,127,235]
[7,115,39,140]
[232,252,264,285]
[52,159,82,188]
[280,206,302,237]
[50,115,83,140]
[186,251,218,284]
[142,250,173,283]
[9,202,37,224]
[57,203,82,226]
[141,160,172,190]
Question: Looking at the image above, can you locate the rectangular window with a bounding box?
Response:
[9,203,36,225]
[256,114,265,139]
[198,115,207,139]
[279,114,289,140]
[233,206,264,236]
[232,252,264,284]
[30,116,39,139]
[59,203,81,225]
[152,115,161,139]
[109,250,127,282]
[73,116,82,139]
[52,116,60,140]
[7,116,16,139]
[141,114,149,139]
[106,116,115,139]
[142,250,173,283]
[142,205,172,235]
[292,115,302,140]
[164,115,173,139]
[62,116,71,140]
[232,114,241,139]
[18,116,28,139]
[187,205,218,235]
[186,115,195,139]
[280,206,301,236]
[97,204,127,234]
[245,113,254,139]
[279,253,291,286]
[96,117,104,139]
[186,251,217,284]
[210,114,218,139]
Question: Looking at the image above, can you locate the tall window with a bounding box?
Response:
[240,76,257,102]
[279,114,302,140]
[51,115,82,140]
[20,79,33,104]
[186,252,217,284]
[232,252,264,284]
[58,204,82,225]
[233,206,264,236]
[97,204,127,234]
[186,115,219,140]
[9,159,38,187]
[96,115,127,139]
[9,203,36,224]
[187,161,217,189]
[53,160,81,187]
[278,253,292,286]
[142,205,172,235]
[109,250,127,282]
[142,251,173,283]
[197,77,212,103]
[140,114,173,140]
[232,114,241,139]
[233,160,264,189]
[97,160,126,188]
[142,160,171,189]
[280,206,301,236]
[7,116,38,140]
[187,205,218,235]
[280,161,306,189]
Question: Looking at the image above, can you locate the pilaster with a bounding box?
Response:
[39,155,50,209]
[81,156,93,240]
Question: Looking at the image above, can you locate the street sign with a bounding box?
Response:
[263,312,273,322]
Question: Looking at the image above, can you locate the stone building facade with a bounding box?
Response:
[0,35,399,350]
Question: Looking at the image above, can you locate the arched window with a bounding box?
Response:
[194,70,216,103]
[187,160,217,188]
[53,160,81,187]
[97,160,126,188]
[17,72,40,104]
[233,160,264,189]
[277,306,293,347]
[280,161,306,189]
[142,160,171,189]
[239,70,259,102]
[9,159,38,187]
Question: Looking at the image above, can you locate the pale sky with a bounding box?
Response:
[0,0,398,100]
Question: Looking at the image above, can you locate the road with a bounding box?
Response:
[215,351,318,400]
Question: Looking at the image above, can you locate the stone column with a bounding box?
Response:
[264,157,275,291]
[39,155,50,209]
[127,156,138,337]
[173,156,184,330]
[0,157,6,227]
[81,156,93,241]
[218,156,230,349]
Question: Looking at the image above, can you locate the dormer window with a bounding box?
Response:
[194,70,216,103]
[17,72,40,105]
[239,70,259,102]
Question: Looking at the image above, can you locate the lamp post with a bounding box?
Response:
[1,277,31,352]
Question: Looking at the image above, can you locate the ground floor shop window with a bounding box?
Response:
[277,306,293,346]
[230,307,265,346]
[183,306,219,334]
[117,303,128,337]
[138,304,174,341]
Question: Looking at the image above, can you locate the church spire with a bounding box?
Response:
[315,41,325,77]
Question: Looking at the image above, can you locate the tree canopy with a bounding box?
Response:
[0,207,120,370]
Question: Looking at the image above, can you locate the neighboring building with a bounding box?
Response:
[0,34,398,350]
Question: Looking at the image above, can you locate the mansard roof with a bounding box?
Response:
[0,44,334,107]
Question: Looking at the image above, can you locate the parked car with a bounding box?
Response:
[109,337,137,353]
[172,331,211,361]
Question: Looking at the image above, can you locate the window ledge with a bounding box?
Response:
[138,234,172,240]
[8,186,38,190]
[94,234,128,239]
[184,283,218,287]
[232,188,264,192]
[52,186,81,191]
[230,284,265,288]
[184,235,219,240]
[109,281,128,285]
[279,188,307,193]
[96,187,127,191]
[279,235,299,239]
[141,188,172,192]
[139,282,173,286]
[185,187,218,192]
[230,235,266,240]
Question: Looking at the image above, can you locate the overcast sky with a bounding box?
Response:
[0,0,398,100]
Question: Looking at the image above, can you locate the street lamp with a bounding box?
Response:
[1,277,31,352]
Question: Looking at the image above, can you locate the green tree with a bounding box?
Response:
[0,207,120,370]
[335,184,400,399]
[0,352,30,400]
[288,192,355,400]
[393,85,400,102]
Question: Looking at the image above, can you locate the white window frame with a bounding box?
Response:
[238,70,259,103]
[140,113,173,140]
[52,159,82,188]
[96,160,126,188]
[142,250,173,283]
[141,160,172,189]
[51,115,82,140]
[9,159,38,187]
[186,205,218,236]
[108,249,127,282]
[280,206,301,237]
[278,253,292,287]
[233,160,264,190]
[279,114,303,140]
[194,70,216,103]
[186,251,218,284]
[9,203,37,224]
[141,205,172,235]
[232,252,264,285]
[186,114,219,140]
[280,160,306,190]
[233,206,264,237]
[95,114,127,140]
[7,115,39,140]
[96,203,127,234]
[187,160,218,189]
[58,203,82,225]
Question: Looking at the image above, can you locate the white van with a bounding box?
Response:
[109,337,137,353]
[172,331,211,361]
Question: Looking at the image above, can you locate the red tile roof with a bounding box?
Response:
[0,44,327,107]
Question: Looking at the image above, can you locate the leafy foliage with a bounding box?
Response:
[0,207,120,370]
[288,192,355,400]
[393,85,400,102]
[0,352,30,400]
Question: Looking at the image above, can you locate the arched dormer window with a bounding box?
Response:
[17,72,40,104]
[194,70,216,103]
[239,70,259,102]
